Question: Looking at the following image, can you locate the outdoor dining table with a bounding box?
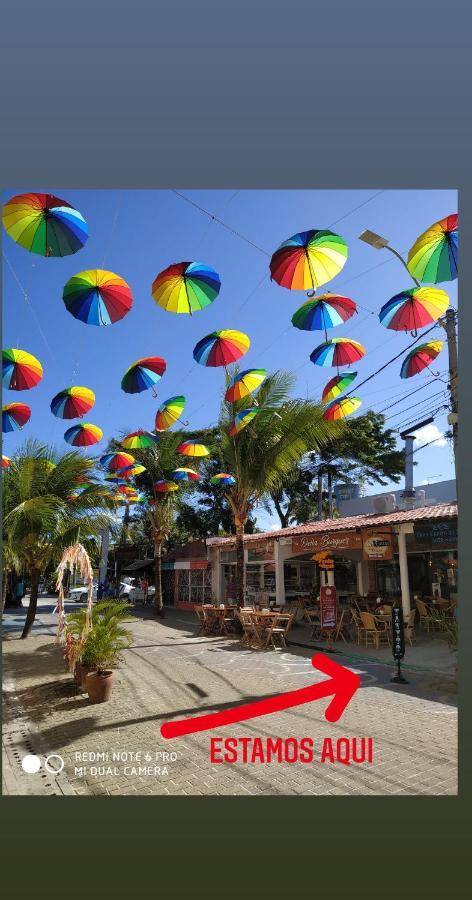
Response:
[204,605,238,635]
[246,610,279,649]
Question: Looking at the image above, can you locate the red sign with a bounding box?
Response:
[320,585,337,630]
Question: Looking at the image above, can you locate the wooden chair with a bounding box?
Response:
[333,609,349,643]
[350,607,365,644]
[359,612,390,649]
[238,609,257,647]
[194,605,206,636]
[415,598,441,632]
[255,591,270,609]
[265,613,294,650]
[404,609,417,646]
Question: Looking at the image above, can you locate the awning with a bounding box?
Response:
[122,558,154,571]
[161,560,208,571]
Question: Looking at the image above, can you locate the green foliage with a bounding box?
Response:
[77,601,133,672]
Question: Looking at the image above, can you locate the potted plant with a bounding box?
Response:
[63,601,133,692]
[80,602,133,703]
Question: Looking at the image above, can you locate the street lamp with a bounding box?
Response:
[358,229,421,286]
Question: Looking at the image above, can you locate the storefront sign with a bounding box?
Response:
[391,606,405,660]
[292,531,362,555]
[247,539,274,556]
[312,551,335,569]
[320,585,337,630]
[413,520,457,548]
[362,529,394,561]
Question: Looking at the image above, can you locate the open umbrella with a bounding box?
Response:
[2,456,11,468]
[64,423,103,446]
[2,403,31,432]
[3,192,88,257]
[2,348,43,390]
[152,261,221,314]
[407,214,458,284]
[121,431,159,450]
[210,473,236,486]
[63,269,133,326]
[172,467,200,482]
[121,356,166,394]
[228,408,259,437]
[155,396,186,431]
[323,396,362,421]
[193,330,250,367]
[225,368,267,402]
[270,229,348,293]
[177,440,210,458]
[379,287,449,336]
[310,338,365,368]
[50,386,95,419]
[400,340,444,379]
[291,293,357,340]
[100,452,135,471]
[321,371,358,404]
[154,480,179,493]
[117,464,147,478]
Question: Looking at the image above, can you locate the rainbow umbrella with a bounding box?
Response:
[151,261,221,314]
[228,408,259,437]
[121,431,159,450]
[2,456,11,468]
[322,372,358,404]
[323,396,362,421]
[64,423,103,446]
[177,441,210,458]
[104,477,128,486]
[407,214,458,284]
[193,330,250,367]
[291,293,357,340]
[155,396,186,431]
[117,464,147,478]
[3,348,43,390]
[100,452,135,471]
[270,229,348,293]
[400,340,444,379]
[2,192,88,257]
[210,473,236,486]
[172,467,200,482]
[63,269,133,326]
[117,484,136,495]
[225,369,267,402]
[310,338,365,368]
[121,356,166,394]
[2,403,31,432]
[379,287,449,335]
[50,386,95,419]
[154,480,179,493]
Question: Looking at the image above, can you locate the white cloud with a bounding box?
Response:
[413,423,447,448]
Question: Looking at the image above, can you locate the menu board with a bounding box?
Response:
[320,585,337,630]
[413,520,457,548]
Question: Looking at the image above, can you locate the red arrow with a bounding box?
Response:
[160,653,360,740]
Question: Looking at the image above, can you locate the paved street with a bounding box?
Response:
[2,598,458,796]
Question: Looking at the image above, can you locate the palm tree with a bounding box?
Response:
[2,440,115,638]
[211,370,344,606]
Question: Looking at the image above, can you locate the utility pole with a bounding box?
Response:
[441,307,458,461]
[400,416,434,509]
[317,472,324,520]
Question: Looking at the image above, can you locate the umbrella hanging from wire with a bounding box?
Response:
[2,402,31,432]
[152,261,221,314]
[2,348,43,390]
[291,293,357,341]
[50,386,95,419]
[100,452,136,471]
[407,214,458,284]
[64,423,103,446]
[225,368,267,402]
[172,468,200,482]
[155,396,186,431]
[210,473,236,486]
[310,338,365,370]
[121,356,167,395]
[2,456,11,468]
[121,430,159,450]
[228,408,260,437]
[193,330,250,368]
[400,340,444,379]
[63,269,133,326]
[3,192,88,257]
[154,480,179,493]
[321,371,358,404]
[270,229,348,294]
[322,396,362,421]
[177,440,210,458]
[379,287,449,337]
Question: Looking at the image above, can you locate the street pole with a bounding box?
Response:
[441,307,458,461]
[317,472,324,521]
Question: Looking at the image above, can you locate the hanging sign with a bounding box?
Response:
[320,585,337,630]
[292,531,362,555]
[391,606,405,660]
[312,551,335,569]
[413,520,457,548]
[362,529,394,561]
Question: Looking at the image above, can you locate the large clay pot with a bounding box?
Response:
[80,663,96,692]
[74,661,82,685]
[86,670,114,704]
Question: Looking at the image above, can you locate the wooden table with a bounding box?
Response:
[204,606,237,634]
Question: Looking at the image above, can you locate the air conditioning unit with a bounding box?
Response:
[373,494,396,514]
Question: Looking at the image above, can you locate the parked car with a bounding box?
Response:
[68,582,98,603]
[119,580,155,604]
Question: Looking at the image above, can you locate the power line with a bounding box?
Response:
[394,402,449,434]
[171,190,271,256]
[384,390,447,423]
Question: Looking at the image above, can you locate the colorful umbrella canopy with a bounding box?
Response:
[322,371,358,404]
[210,473,236,486]
[2,456,11,468]
[151,261,221,314]
[379,287,449,334]
[193,330,250,367]
[63,269,133,326]
[172,467,200,482]
[270,229,348,292]
[2,348,43,390]
[2,192,88,257]
[121,430,159,450]
[121,356,167,394]
[117,464,147,478]
[291,293,357,338]
[400,340,444,379]
[154,480,179,493]
[310,338,365,368]
[104,475,127,484]
[117,484,136,495]
[407,214,458,284]
[228,408,259,436]
[100,452,135,471]
[2,403,31,432]
[50,386,95,419]
[323,396,362,421]
[225,368,267,403]
[64,423,103,446]
[155,396,186,431]
[177,441,210,458]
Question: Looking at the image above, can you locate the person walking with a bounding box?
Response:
[141,576,149,604]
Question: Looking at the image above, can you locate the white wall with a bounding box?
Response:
[337,480,456,517]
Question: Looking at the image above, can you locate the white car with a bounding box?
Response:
[121,583,155,604]
[68,583,98,603]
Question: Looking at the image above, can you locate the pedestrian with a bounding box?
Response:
[141,576,149,604]
[103,577,110,598]
[97,581,104,601]
[16,577,25,606]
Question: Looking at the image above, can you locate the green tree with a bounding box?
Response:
[2,441,115,638]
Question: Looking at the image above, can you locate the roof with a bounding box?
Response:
[206,502,458,547]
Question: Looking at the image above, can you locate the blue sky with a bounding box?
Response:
[2,189,457,528]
